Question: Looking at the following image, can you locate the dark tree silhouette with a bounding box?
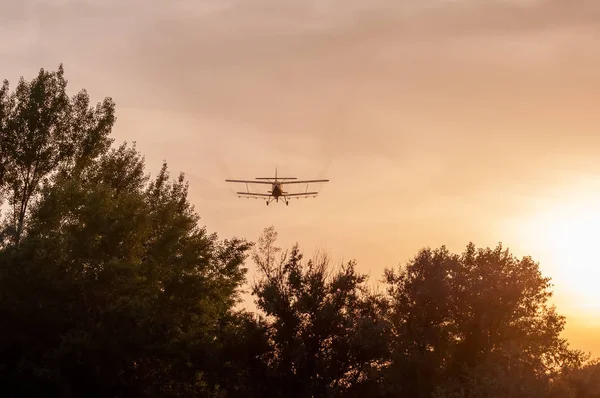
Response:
[0,65,114,245]
[0,66,256,397]
[550,359,600,398]
[383,243,587,398]
[251,226,391,398]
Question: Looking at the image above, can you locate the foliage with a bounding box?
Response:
[550,359,600,398]
[0,67,254,397]
[251,226,391,397]
[383,243,587,398]
[0,65,114,245]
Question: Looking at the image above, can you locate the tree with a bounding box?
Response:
[383,243,586,398]
[251,227,390,398]
[0,80,10,195]
[550,359,600,398]
[0,66,258,397]
[0,65,114,245]
[0,143,256,396]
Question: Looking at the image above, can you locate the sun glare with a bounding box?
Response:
[518,194,600,313]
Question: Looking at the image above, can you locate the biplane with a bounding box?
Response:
[225,168,329,205]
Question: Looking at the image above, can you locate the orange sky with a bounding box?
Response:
[3,0,600,356]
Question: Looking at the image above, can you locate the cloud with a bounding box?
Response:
[118,0,600,134]
[4,0,600,210]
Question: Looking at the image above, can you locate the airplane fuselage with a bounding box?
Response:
[271,183,283,200]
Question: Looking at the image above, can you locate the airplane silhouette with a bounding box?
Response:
[226,168,329,206]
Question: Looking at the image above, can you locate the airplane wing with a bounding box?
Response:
[281,179,329,184]
[236,192,272,198]
[226,179,272,184]
[283,192,319,197]
[255,177,297,180]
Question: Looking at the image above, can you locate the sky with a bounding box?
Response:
[2,0,600,355]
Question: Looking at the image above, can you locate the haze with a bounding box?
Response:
[3,0,600,355]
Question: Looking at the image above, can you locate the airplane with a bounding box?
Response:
[225,168,329,206]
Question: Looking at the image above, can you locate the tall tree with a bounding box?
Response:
[0,143,255,396]
[383,243,586,398]
[0,65,261,396]
[0,80,10,194]
[0,65,114,245]
[251,227,390,398]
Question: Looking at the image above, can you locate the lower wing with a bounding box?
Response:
[236,192,271,198]
[283,192,319,198]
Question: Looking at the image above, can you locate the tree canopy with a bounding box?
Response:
[383,243,586,397]
[250,226,390,397]
[0,66,254,397]
[0,65,597,397]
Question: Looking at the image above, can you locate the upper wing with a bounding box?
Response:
[226,179,272,184]
[281,179,329,184]
[255,177,297,180]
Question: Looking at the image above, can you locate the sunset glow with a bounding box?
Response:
[516,186,600,315]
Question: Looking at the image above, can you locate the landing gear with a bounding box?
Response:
[265,197,289,206]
